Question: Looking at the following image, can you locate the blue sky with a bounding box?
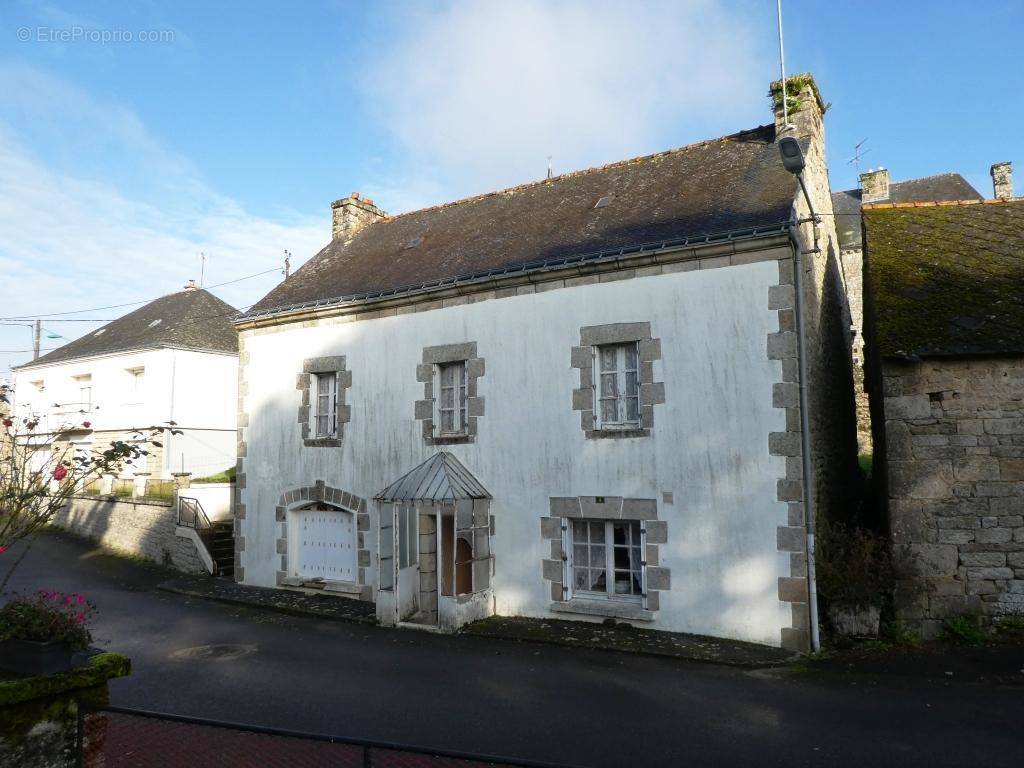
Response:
[1,0,1021,373]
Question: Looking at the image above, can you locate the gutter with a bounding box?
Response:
[236,223,792,327]
[787,205,821,654]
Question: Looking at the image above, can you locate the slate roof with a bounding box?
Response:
[245,124,798,318]
[832,173,983,250]
[863,199,1024,359]
[376,452,491,502]
[18,289,239,370]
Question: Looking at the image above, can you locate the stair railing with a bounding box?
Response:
[177,496,212,533]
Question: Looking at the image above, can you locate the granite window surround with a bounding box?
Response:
[415,342,485,445]
[541,496,668,622]
[571,322,665,439]
[274,480,372,601]
[297,356,352,448]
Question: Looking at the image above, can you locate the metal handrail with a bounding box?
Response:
[177,495,211,531]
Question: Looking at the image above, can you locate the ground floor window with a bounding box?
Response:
[571,519,643,600]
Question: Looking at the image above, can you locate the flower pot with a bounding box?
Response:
[828,604,881,638]
[0,638,79,676]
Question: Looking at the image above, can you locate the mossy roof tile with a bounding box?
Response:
[863,200,1024,358]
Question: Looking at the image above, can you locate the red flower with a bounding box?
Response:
[76,594,85,605]
[0,546,6,555]
[53,465,68,481]
[76,612,86,625]
[1,418,11,427]
[82,420,91,428]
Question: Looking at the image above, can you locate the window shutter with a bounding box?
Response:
[561,519,570,600]
[640,520,649,606]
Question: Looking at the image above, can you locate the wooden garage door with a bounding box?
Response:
[296,504,356,581]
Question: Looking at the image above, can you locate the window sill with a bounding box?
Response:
[585,428,650,440]
[549,598,654,622]
[303,438,342,448]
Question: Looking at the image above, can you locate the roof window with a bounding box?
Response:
[594,196,611,209]
[403,237,423,250]
[93,329,106,337]
[148,319,162,328]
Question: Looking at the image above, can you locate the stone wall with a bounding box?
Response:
[840,245,872,453]
[882,357,1024,636]
[51,496,206,574]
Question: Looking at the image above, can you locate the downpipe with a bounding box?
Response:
[790,174,821,653]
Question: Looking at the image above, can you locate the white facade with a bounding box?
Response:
[239,257,795,646]
[11,347,237,479]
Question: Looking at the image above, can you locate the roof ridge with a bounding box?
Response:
[373,124,776,223]
[864,198,1022,210]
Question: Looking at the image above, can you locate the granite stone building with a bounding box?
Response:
[862,190,1024,636]
[832,169,984,452]
[233,76,858,651]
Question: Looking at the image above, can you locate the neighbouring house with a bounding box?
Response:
[10,282,239,488]
[832,169,985,452]
[862,172,1023,637]
[233,75,858,651]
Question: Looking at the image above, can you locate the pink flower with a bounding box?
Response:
[63,595,71,605]
[0,546,6,555]
[76,594,85,605]
[1,418,11,428]
[53,465,68,481]
[76,612,86,624]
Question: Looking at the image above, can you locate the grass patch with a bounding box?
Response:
[941,616,987,647]
[858,453,873,480]
[193,466,236,484]
[994,616,1024,639]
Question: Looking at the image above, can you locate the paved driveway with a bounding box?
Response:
[7,531,1024,767]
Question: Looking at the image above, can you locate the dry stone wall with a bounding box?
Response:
[884,357,1024,636]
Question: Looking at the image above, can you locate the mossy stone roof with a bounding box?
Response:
[863,200,1024,358]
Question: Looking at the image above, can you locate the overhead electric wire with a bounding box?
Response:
[0,266,282,321]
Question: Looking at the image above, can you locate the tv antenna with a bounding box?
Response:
[547,155,553,180]
[776,0,790,130]
[845,139,871,172]
[199,251,207,287]
[283,250,292,279]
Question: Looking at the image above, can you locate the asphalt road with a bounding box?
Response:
[7,531,1024,767]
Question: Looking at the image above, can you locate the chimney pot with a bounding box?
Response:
[860,168,891,203]
[991,161,1013,199]
[183,279,199,291]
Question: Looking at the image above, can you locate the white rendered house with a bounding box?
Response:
[233,77,858,651]
[11,283,239,483]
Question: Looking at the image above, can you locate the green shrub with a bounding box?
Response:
[941,616,987,647]
[0,590,96,651]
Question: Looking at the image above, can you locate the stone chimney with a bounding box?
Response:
[183,279,199,291]
[771,73,826,139]
[331,193,387,241]
[859,168,891,203]
[991,162,1013,199]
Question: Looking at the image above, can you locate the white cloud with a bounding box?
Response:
[0,63,325,374]
[364,0,771,210]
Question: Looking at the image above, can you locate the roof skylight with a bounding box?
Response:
[594,196,611,209]
[403,236,423,250]
[93,329,106,337]
[148,319,162,328]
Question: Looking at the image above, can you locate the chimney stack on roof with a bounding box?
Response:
[860,168,890,203]
[183,279,199,291]
[331,192,387,241]
[770,74,826,139]
[991,162,1013,199]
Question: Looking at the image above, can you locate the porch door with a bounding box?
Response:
[297,503,356,581]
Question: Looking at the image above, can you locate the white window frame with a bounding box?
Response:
[594,342,640,430]
[124,367,145,404]
[433,361,468,436]
[72,374,92,412]
[568,519,644,603]
[397,503,419,569]
[312,372,338,438]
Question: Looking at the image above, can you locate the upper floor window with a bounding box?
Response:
[436,361,468,435]
[596,343,640,429]
[126,367,145,400]
[73,374,92,410]
[313,372,338,438]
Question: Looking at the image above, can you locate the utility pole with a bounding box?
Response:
[33,319,40,360]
